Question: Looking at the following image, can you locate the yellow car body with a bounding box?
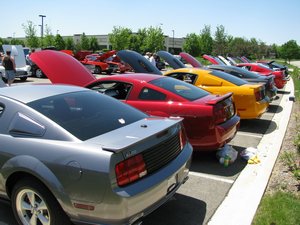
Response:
[164,68,269,119]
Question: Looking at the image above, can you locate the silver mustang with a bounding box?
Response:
[0,84,192,225]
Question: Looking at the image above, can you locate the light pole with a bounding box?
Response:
[172,30,175,53]
[39,14,46,46]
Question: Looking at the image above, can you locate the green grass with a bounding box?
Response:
[289,65,300,100]
[252,192,300,225]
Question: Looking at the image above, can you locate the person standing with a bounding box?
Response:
[149,53,157,67]
[1,50,16,86]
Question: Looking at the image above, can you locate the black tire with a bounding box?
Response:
[20,77,28,81]
[11,178,71,225]
[35,68,45,78]
[106,69,113,75]
[94,66,102,74]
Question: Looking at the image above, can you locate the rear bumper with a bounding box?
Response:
[190,115,240,151]
[70,143,193,225]
[238,98,269,119]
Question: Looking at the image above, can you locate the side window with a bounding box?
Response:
[139,88,166,100]
[168,73,196,84]
[229,71,242,78]
[89,82,132,100]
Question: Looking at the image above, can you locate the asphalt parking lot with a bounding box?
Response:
[0,76,293,225]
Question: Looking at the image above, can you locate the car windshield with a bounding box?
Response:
[27,91,147,140]
[149,77,209,101]
[209,70,247,86]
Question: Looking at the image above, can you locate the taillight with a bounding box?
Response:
[179,126,187,149]
[255,91,261,101]
[115,154,147,186]
[255,88,265,101]
[213,103,227,124]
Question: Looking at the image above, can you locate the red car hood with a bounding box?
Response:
[202,54,219,65]
[98,50,117,61]
[30,50,96,86]
[179,52,202,68]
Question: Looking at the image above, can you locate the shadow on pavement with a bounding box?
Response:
[239,119,277,134]
[277,90,291,94]
[0,199,18,225]
[143,193,206,225]
[190,147,247,178]
[267,104,283,113]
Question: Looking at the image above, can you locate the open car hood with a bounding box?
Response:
[30,50,96,86]
[179,52,202,68]
[117,50,162,75]
[157,51,186,69]
[98,50,117,61]
[202,54,220,65]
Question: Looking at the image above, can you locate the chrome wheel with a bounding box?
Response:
[15,189,50,225]
[35,69,44,78]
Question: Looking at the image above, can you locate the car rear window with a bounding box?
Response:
[27,91,147,140]
[209,70,247,86]
[149,77,209,101]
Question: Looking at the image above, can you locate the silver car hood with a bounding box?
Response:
[86,117,182,153]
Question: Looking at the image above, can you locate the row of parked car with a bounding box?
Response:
[0,47,289,225]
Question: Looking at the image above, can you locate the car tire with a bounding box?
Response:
[106,69,113,75]
[94,66,102,74]
[11,177,71,225]
[35,68,45,78]
[20,77,28,81]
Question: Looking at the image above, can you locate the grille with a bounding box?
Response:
[142,133,181,174]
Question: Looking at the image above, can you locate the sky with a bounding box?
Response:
[1,0,300,46]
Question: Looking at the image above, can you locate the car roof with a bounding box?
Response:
[0,84,86,103]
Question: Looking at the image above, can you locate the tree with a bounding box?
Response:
[89,36,100,52]
[81,33,90,50]
[227,37,249,57]
[182,33,201,56]
[129,28,147,53]
[109,26,132,50]
[9,39,25,46]
[43,25,55,47]
[144,26,165,53]
[213,25,228,55]
[22,20,39,48]
[65,37,75,50]
[54,34,65,50]
[199,25,213,55]
[279,40,300,63]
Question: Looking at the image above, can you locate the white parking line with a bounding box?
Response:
[189,171,234,184]
[236,131,263,138]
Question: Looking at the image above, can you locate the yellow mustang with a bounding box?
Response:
[164,68,269,119]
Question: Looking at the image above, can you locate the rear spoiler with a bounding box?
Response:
[206,92,233,105]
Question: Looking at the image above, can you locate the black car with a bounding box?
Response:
[208,65,278,101]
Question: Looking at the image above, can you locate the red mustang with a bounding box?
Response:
[81,53,116,74]
[202,55,287,89]
[31,50,240,151]
[235,63,287,89]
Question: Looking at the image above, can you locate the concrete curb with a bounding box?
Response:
[208,78,295,225]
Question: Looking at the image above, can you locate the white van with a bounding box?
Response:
[0,45,31,82]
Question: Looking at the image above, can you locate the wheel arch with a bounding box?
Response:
[2,155,73,212]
